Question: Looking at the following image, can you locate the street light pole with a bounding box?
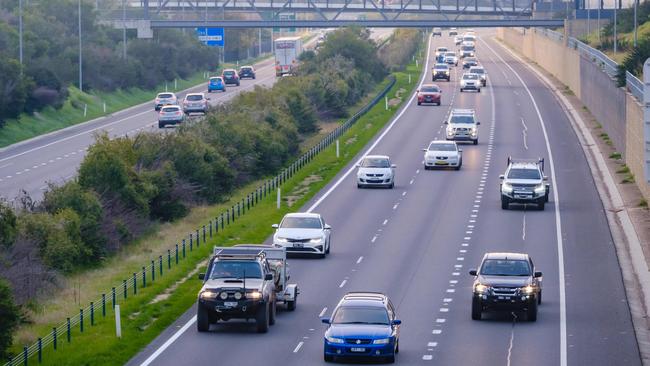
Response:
[78,0,83,92]
[614,5,617,53]
[122,0,127,59]
[18,0,23,72]
[634,0,639,47]
[586,0,590,36]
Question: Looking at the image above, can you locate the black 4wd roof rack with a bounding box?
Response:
[506,156,545,172]
[213,247,266,260]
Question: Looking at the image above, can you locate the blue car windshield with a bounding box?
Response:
[209,261,262,279]
[332,306,390,325]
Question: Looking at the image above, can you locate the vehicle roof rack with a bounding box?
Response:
[213,247,266,260]
[451,108,475,114]
[506,156,545,171]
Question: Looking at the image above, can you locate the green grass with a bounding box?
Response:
[0,52,275,149]
[9,51,424,366]
[617,164,631,174]
[609,152,622,160]
[639,198,648,208]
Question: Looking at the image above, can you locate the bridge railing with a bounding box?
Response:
[626,71,644,102]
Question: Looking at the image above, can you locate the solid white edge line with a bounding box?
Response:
[139,315,197,366]
[305,35,434,213]
[481,37,567,366]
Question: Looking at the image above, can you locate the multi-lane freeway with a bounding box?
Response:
[0,28,394,202]
[124,30,641,365]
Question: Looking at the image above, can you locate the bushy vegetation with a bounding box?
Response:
[0,0,219,125]
[0,27,422,359]
[616,36,650,86]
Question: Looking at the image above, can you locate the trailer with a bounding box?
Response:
[274,36,303,77]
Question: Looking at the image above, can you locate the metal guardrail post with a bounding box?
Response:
[209,221,213,237]
[80,309,83,333]
[151,260,155,282]
[142,266,146,288]
[112,288,116,309]
[90,302,94,326]
[182,240,186,258]
[23,346,27,366]
[159,256,163,276]
[167,250,171,269]
[189,235,193,252]
[52,328,57,350]
[66,318,71,343]
[103,293,107,316]
[196,229,200,246]
[123,280,127,299]
[133,273,137,295]
[37,338,41,363]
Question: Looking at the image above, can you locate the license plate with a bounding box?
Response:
[224,301,238,307]
[350,347,366,353]
[435,162,448,165]
[498,296,511,300]
[293,243,304,248]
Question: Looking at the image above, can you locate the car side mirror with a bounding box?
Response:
[543,176,548,181]
[391,164,397,168]
[355,163,361,168]
[458,149,463,153]
[499,175,505,180]
[469,269,477,276]
[272,224,279,229]
[321,318,331,324]
[476,121,480,125]
[206,98,211,100]
[265,273,274,281]
[392,319,402,325]
[443,121,448,124]
[421,148,428,152]
[534,271,543,278]
[198,273,205,280]
[440,90,443,93]
[416,89,420,92]
[324,224,332,230]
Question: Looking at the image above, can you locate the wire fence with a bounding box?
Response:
[3,72,398,366]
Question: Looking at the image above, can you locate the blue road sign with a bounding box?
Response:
[196,27,225,47]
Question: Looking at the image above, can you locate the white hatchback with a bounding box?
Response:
[356,155,396,188]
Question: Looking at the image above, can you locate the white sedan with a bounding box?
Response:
[460,73,481,92]
[422,141,463,170]
[356,155,396,188]
[272,213,331,257]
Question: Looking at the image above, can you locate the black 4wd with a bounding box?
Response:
[197,247,278,333]
[469,252,542,321]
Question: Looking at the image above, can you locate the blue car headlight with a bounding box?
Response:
[372,338,390,345]
[326,336,344,344]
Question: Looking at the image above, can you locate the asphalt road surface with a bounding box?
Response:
[0,28,394,202]
[126,30,641,366]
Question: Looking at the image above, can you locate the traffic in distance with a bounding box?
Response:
[189,28,553,364]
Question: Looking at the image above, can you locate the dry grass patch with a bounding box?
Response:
[285,175,324,207]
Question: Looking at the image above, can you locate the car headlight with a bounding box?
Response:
[276,237,289,243]
[326,336,345,344]
[534,184,546,194]
[219,291,229,300]
[309,237,324,243]
[234,291,243,300]
[471,127,478,135]
[200,291,218,300]
[247,291,262,300]
[373,338,391,345]
[502,183,513,193]
[474,284,490,293]
[520,285,535,295]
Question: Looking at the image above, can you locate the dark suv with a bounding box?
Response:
[469,252,542,321]
[238,66,256,79]
[222,68,240,86]
[197,247,277,333]
[432,63,450,81]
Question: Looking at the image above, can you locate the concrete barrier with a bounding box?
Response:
[497,27,649,202]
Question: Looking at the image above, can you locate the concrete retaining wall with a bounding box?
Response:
[497,27,650,201]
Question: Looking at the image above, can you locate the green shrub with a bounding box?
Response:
[0,201,17,247]
[0,279,20,360]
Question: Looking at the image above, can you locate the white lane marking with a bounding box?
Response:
[483,37,567,366]
[409,179,414,185]
[428,342,438,347]
[339,279,347,288]
[356,256,364,264]
[452,272,460,276]
[423,355,433,360]
[319,307,328,318]
[139,315,197,366]
[293,341,304,353]
[521,117,529,150]
[305,36,434,213]
[371,235,378,243]
[446,289,455,293]
[382,219,388,226]
[0,163,12,169]
[393,203,399,210]
[522,213,526,241]
[432,329,442,334]
[402,191,407,196]
[506,314,518,366]
[436,318,446,323]
[443,298,453,303]
[440,308,449,312]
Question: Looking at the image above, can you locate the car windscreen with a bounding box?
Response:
[480,259,531,276]
[428,143,456,151]
[280,217,322,229]
[434,64,449,70]
[421,86,440,93]
[465,58,477,63]
[463,74,479,80]
[209,260,262,279]
[186,95,203,101]
[158,93,173,98]
[210,78,222,83]
[361,158,390,168]
[507,168,541,180]
[223,71,235,76]
[161,107,179,112]
[450,115,475,124]
[436,47,448,52]
[461,46,474,51]
[240,67,252,72]
[331,306,390,325]
[469,68,484,74]
[445,52,455,57]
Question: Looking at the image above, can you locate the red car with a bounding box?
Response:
[417,84,442,106]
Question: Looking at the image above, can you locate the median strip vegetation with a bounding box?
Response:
[0,28,424,365]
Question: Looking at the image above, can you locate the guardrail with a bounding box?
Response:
[3,72,399,366]
[536,27,564,43]
[536,28,643,102]
[627,71,644,102]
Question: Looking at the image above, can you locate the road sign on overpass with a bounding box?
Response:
[196,27,225,47]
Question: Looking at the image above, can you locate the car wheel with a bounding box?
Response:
[197,305,210,332]
[424,165,429,170]
[471,298,482,320]
[253,75,256,79]
[545,192,549,203]
[501,196,509,210]
[357,183,363,189]
[256,303,270,333]
[527,300,538,322]
[269,299,277,326]
[325,239,330,254]
[158,122,164,129]
[395,340,399,353]
[455,160,462,170]
[437,101,441,106]
[417,101,421,105]
[287,294,297,311]
[538,290,542,305]
[324,354,334,363]
[389,182,394,189]
[478,88,482,93]
[473,139,478,145]
[538,201,545,211]
[460,88,464,92]
[386,355,395,364]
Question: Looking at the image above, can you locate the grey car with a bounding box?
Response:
[154,92,178,111]
[158,105,185,128]
[182,93,209,115]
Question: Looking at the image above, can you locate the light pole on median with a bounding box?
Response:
[634,0,639,47]
[614,5,617,53]
[122,0,127,59]
[78,0,83,92]
[18,0,23,73]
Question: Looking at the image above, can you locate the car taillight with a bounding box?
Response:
[176,111,181,115]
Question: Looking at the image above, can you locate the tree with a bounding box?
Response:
[0,201,17,247]
[0,279,20,360]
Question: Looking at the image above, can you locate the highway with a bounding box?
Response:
[0,29,393,202]
[126,30,641,365]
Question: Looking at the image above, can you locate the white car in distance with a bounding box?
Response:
[272,213,331,257]
[356,155,396,189]
[460,73,481,92]
[422,141,463,170]
[469,66,487,86]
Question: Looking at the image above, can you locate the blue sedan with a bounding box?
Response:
[208,76,226,93]
[322,292,401,363]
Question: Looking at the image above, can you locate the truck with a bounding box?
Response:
[196,245,299,333]
[274,36,302,77]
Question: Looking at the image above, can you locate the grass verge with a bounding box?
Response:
[9,49,425,366]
